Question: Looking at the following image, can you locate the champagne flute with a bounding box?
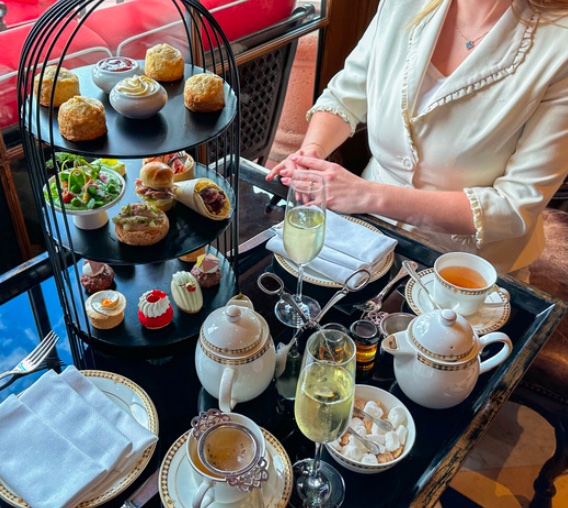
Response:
[275,170,326,327]
[292,329,356,507]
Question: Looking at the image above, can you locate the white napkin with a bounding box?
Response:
[0,395,108,508]
[267,211,397,284]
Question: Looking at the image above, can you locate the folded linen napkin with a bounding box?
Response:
[267,211,397,284]
[0,395,108,508]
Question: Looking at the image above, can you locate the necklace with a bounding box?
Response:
[455,25,491,50]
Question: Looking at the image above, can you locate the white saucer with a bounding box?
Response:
[159,428,293,508]
[404,268,511,335]
[0,370,158,508]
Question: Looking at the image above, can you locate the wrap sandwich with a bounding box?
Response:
[173,178,231,220]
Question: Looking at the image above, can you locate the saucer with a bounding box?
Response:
[273,216,394,288]
[159,428,293,508]
[404,268,511,335]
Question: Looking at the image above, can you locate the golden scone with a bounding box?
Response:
[34,65,80,107]
[58,96,107,141]
[145,43,184,82]
[184,73,225,112]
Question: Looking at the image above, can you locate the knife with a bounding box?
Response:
[121,469,160,508]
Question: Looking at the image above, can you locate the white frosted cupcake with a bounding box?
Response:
[85,290,126,329]
[171,271,203,314]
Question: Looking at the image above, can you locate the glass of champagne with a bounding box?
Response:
[275,170,326,327]
[293,328,356,507]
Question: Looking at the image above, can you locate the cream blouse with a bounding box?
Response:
[309,0,568,273]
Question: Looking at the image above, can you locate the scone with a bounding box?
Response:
[58,96,107,141]
[34,65,80,107]
[85,290,126,330]
[145,43,184,82]
[184,73,225,112]
[138,289,174,329]
[171,271,203,314]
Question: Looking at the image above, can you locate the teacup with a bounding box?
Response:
[433,252,509,316]
[186,410,269,508]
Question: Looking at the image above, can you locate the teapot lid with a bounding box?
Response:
[201,305,264,356]
[409,309,475,361]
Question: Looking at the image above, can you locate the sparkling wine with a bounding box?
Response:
[283,206,325,264]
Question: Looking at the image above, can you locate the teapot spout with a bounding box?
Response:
[381,333,414,360]
[274,335,298,378]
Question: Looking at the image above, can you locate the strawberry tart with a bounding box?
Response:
[137,289,174,329]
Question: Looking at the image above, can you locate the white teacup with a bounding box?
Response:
[433,252,510,316]
[186,411,268,508]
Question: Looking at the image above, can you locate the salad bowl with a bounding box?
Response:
[44,163,126,230]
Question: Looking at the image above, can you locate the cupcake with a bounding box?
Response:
[190,253,221,288]
[80,260,115,294]
[85,290,126,330]
[171,271,203,314]
[138,289,174,329]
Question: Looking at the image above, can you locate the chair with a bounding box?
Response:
[510,206,568,508]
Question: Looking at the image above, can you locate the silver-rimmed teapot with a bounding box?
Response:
[195,295,276,413]
[381,308,512,409]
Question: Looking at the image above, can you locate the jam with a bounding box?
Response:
[99,57,137,73]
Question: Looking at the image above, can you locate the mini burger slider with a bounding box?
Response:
[143,152,194,182]
[174,177,230,220]
[135,161,175,211]
[113,203,169,246]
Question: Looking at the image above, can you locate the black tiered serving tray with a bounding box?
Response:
[30,63,237,158]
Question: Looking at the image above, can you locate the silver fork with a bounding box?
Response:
[0,331,60,381]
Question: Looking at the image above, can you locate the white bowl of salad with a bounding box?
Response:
[44,157,126,230]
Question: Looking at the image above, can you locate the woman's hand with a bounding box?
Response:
[265,146,323,182]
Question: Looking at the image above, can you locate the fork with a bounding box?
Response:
[0,331,60,381]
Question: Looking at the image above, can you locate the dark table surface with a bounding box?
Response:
[2,215,566,508]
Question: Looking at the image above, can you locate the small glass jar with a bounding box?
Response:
[349,319,380,364]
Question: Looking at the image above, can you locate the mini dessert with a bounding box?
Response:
[171,271,203,314]
[109,75,167,119]
[184,73,225,112]
[138,289,174,329]
[91,56,140,94]
[85,290,126,330]
[80,260,115,294]
[174,178,230,220]
[34,65,80,107]
[113,203,169,246]
[178,246,206,263]
[58,96,107,141]
[135,161,175,211]
[145,43,184,82]
[191,253,221,288]
[143,152,194,182]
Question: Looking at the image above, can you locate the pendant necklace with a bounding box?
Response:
[455,25,491,50]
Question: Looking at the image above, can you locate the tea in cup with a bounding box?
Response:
[186,410,269,508]
[433,252,509,316]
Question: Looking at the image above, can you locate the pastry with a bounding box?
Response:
[191,253,221,288]
[143,152,194,182]
[80,261,114,294]
[174,178,230,220]
[138,289,174,329]
[58,96,107,141]
[34,65,80,107]
[113,203,170,246]
[85,290,126,330]
[145,43,184,82]
[184,73,225,112]
[171,271,203,314]
[135,161,175,211]
[178,246,206,263]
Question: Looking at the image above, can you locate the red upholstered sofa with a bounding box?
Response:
[0,0,296,129]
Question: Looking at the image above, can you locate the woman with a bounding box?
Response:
[266,0,568,277]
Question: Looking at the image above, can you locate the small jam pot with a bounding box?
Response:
[109,75,168,119]
[91,57,140,94]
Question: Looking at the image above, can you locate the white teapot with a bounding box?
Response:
[195,295,276,413]
[381,308,512,409]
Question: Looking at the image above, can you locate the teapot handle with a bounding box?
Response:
[478,332,513,375]
[219,367,237,413]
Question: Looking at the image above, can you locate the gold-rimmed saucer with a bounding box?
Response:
[404,268,510,335]
[159,427,292,507]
